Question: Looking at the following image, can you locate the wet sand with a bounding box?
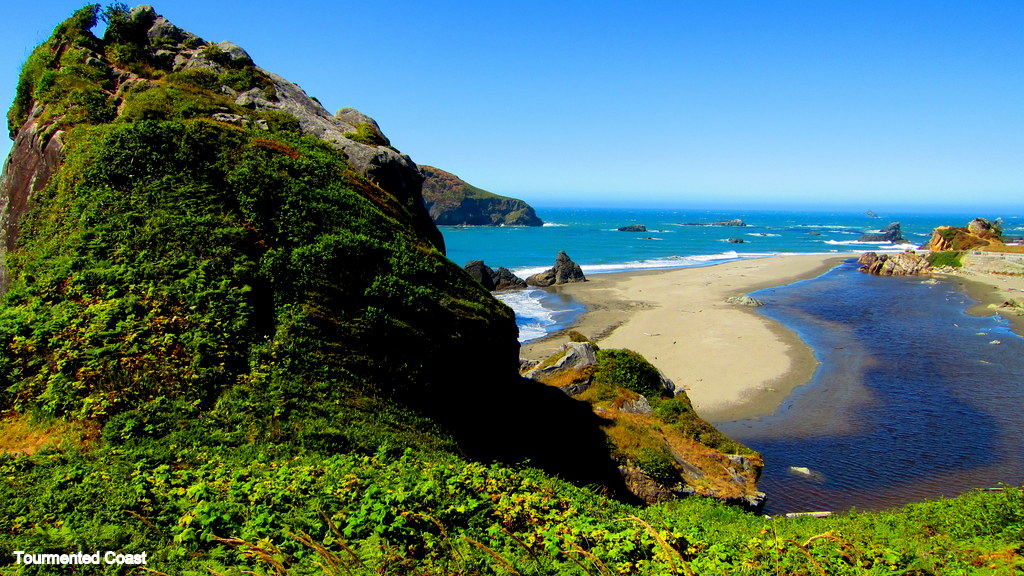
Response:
[520,254,848,421]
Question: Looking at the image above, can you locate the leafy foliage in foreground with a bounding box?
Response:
[1,436,1021,575]
[1,7,1021,576]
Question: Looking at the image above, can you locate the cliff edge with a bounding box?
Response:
[420,165,543,226]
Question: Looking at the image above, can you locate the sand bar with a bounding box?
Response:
[520,251,1024,422]
[520,254,849,422]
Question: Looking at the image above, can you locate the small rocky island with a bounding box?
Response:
[618,224,647,232]
[678,219,747,227]
[859,222,908,243]
[420,165,543,226]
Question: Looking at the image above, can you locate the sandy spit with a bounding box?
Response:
[519,254,849,422]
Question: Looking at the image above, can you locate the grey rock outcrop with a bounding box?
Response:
[857,251,932,276]
[526,251,586,287]
[0,106,65,291]
[619,395,653,415]
[463,260,526,291]
[859,222,908,243]
[522,341,597,385]
[618,224,647,232]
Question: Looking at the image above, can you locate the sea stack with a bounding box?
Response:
[526,251,586,287]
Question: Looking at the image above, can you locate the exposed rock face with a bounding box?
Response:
[859,222,908,243]
[524,341,762,509]
[522,341,598,387]
[526,251,586,287]
[618,224,646,232]
[858,251,932,276]
[927,218,1006,252]
[727,238,745,244]
[420,165,542,226]
[463,260,526,291]
[0,108,65,291]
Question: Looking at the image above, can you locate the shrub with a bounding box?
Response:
[927,250,964,268]
[594,349,665,398]
[344,122,387,146]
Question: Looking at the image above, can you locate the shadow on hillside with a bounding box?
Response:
[421,375,638,504]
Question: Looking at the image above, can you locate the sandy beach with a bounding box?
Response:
[521,254,848,421]
[521,252,1024,423]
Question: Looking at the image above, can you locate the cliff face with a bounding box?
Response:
[927,218,1007,252]
[420,165,543,226]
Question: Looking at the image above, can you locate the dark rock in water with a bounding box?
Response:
[727,237,745,243]
[618,224,647,232]
[680,219,747,227]
[858,251,932,276]
[859,222,909,243]
[866,210,880,218]
[464,260,526,291]
[526,251,586,287]
[808,231,822,236]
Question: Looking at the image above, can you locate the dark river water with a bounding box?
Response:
[714,261,1024,514]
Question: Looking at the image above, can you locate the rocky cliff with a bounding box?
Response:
[927,218,1010,252]
[0,5,625,491]
[420,165,543,226]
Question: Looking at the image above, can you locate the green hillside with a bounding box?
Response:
[0,6,1020,575]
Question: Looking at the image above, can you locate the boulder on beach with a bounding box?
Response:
[526,251,586,287]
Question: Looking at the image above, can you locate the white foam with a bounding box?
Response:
[542,222,568,227]
[493,289,557,343]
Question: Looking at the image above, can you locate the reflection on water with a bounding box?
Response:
[715,262,1024,514]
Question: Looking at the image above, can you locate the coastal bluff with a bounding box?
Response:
[0,3,641,513]
[420,165,543,226]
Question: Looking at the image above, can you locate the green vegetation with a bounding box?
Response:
[1,7,1021,575]
[594,349,666,398]
[928,250,965,268]
[1,436,1021,574]
[344,122,388,146]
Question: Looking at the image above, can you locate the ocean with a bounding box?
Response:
[439,207,1024,513]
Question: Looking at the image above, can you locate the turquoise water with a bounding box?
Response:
[441,207,1022,341]
[439,207,1024,513]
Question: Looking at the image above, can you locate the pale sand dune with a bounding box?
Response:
[520,254,849,422]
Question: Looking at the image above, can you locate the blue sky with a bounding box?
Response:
[1,1,1021,211]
